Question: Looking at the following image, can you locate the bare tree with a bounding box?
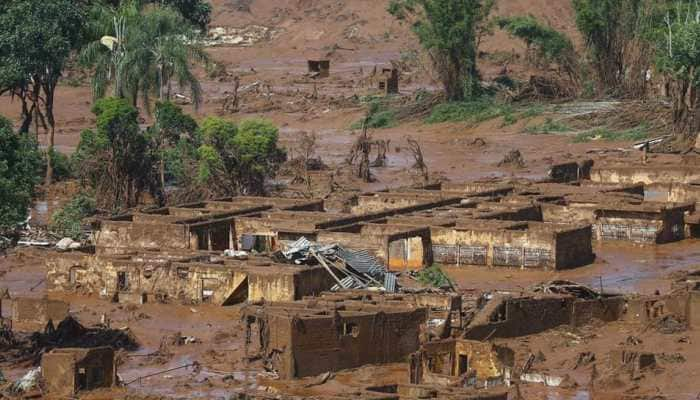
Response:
[406,137,429,183]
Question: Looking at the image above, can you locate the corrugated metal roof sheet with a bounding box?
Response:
[384,273,397,293]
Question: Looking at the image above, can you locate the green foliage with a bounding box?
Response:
[42,148,73,182]
[195,117,285,195]
[80,1,208,111]
[72,97,156,211]
[351,99,397,129]
[0,116,42,231]
[572,0,644,88]
[150,101,199,188]
[388,0,494,101]
[573,125,649,143]
[497,16,576,72]
[416,264,453,288]
[0,0,85,180]
[524,118,572,134]
[49,194,96,240]
[426,97,513,124]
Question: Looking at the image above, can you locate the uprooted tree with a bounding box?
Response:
[388,0,494,101]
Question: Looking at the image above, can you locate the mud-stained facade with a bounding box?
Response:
[464,293,626,340]
[10,297,70,330]
[410,340,514,389]
[243,300,428,378]
[41,347,116,396]
[46,251,334,305]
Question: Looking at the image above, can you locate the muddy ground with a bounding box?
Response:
[1,1,700,399]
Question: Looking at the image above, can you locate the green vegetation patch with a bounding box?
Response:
[524,118,572,134]
[573,124,650,143]
[416,264,453,288]
[426,98,514,124]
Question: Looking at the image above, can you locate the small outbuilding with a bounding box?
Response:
[41,347,116,396]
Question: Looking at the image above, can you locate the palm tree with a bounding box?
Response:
[80,1,208,111]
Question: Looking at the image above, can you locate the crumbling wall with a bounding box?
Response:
[465,296,574,339]
[571,297,626,327]
[248,267,333,302]
[96,221,190,250]
[11,298,70,327]
[285,309,427,378]
[41,347,116,396]
[553,225,595,269]
[590,166,700,185]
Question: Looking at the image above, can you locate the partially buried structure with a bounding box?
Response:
[41,347,116,397]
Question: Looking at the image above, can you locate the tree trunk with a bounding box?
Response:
[44,83,57,185]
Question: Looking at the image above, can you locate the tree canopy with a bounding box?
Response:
[388,0,494,101]
[0,116,42,231]
[80,1,208,110]
[0,0,85,183]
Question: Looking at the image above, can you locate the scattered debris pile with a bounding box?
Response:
[2,316,138,366]
[529,280,601,299]
[277,237,398,292]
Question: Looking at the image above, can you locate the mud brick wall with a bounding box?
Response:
[248,267,333,302]
[594,210,685,244]
[570,297,626,327]
[553,226,594,269]
[590,166,700,185]
[430,226,557,269]
[12,298,69,325]
[465,297,574,339]
[96,221,190,250]
[547,160,593,183]
[282,309,426,378]
[541,204,597,224]
[41,347,116,396]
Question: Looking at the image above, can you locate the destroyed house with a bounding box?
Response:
[243,300,427,378]
[590,163,700,185]
[464,283,626,339]
[41,347,116,396]
[302,290,463,330]
[317,223,433,271]
[542,195,694,244]
[383,217,593,270]
[409,339,514,389]
[307,59,330,78]
[94,197,323,253]
[9,297,70,330]
[378,67,399,94]
[46,251,334,305]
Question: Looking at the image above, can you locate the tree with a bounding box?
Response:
[497,16,578,81]
[72,97,157,211]
[0,115,42,232]
[388,0,494,101]
[99,0,212,29]
[655,1,700,137]
[80,1,208,111]
[0,0,85,184]
[572,0,646,93]
[149,101,198,195]
[196,117,286,196]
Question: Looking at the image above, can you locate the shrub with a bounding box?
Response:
[524,118,572,134]
[573,125,649,143]
[426,98,513,124]
[416,264,453,288]
[49,193,96,240]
